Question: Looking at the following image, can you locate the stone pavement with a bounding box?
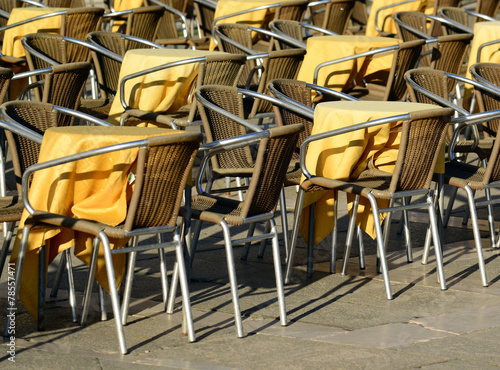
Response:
[1,184,500,369]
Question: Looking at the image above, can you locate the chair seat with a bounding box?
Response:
[79,98,114,120]
[301,168,393,199]
[189,194,246,226]
[443,160,487,190]
[0,196,24,222]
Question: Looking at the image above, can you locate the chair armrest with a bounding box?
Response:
[0,119,43,145]
[149,0,189,39]
[196,130,270,194]
[465,9,497,22]
[477,39,500,65]
[313,44,399,85]
[19,0,49,7]
[0,10,66,33]
[212,2,281,32]
[299,113,411,179]
[69,36,124,63]
[21,138,149,215]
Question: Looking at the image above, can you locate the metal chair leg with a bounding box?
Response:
[97,231,127,354]
[81,238,100,326]
[330,193,338,274]
[464,186,488,287]
[426,192,447,290]
[367,193,392,300]
[157,240,169,312]
[0,221,15,277]
[38,244,46,331]
[221,221,244,337]
[307,202,315,278]
[285,188,305,284]
[64,249,78,323]
[121,240,137,326]
[270,218,287,327]
[341,194,360,275]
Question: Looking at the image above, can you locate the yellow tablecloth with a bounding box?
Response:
[210,0,281,49]
[113,0,145,11]
[366,0,426,37]
[1,7,66,58]
[296,35,401,91]
[11,125,177,319]
[466,21,500,79]
[108,48,222,125]
[299,101,442,244]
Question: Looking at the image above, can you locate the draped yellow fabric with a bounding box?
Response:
[108,48,222,125]
[299,101,443,244]
[10,126,177,319]
[366,0,426,37]
[296,36,401,92]
[2,7,65,57]
[110,0,145,32]
[466,21,500,78]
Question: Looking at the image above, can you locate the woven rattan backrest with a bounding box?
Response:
[0,0,19,28]
[483,121,500,183]
[155,0,180,40]
[61,7,103,63]
[2,101,60,193]
[389,108,452,193]
[214,24,257,86]
[42,62,91,116]
[269,20,304,50]
[393,11,428,41]
[0,67,13,103]
[124,132,202,230]
[250,48,305,116]
[240,123,303,217]
[169,0,189,13]
[125,6,164,49]
[384,39,425,101]
[439,6,469,33]
[43,0,85,6]
[322,0,355,34]
[275,0,308,21]
[406,68,449,105]
[268,78,313,161]
[429,0,461,36]
[470,62,500,137]
[193,0,216,37]
[429,33,472,91]
[185,53,246,121]
[476,0,500,19]
[23,33,67,69]
[196,85,254,172]
[87,31,125,99]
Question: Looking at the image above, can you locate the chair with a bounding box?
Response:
[147,0,194,48]
[347,39,426,101]
[118,53,247,128]
[192,0,217,41]
[13,62,91,113]
[83,31,165,119]
[475,0,500,19]
[268,78,360,274]
[308,0,356,35]
[103,6,165,49]
[6,102,202,354]
[187,84,305,336]
[285,105,453,299]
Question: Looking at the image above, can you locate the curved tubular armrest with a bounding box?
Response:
[212,2,281,32]
[149,0,189,38]
[248,25,307,49]
[102,9,133,20]
[238,87,315,120]
[0,10,66,33]
[449,109,500,160]
[194,89,264,133]
[197,130,270,194]
[12,67,53,81]
[307,0,331,7]
[0,118,43,145]
[20,0,49,7]
[307,82,359,101]
[21,39,61,66]
[300,113,410,179]
[71,36,124,63]
[0,9,10,19]
[313,44,399,85]
[18,80,45,100]
[477,39,500,64]
[21,138,149,215]
[465,9,497,22]
[435,10,474,33]
[301,22,338,37]
[446,70,500,96]
[51,105,113,127]
[194,0,217,10]
[374,0,421,34]
[119,56,207,110]
[393,15,433,40]
[119,34,166,49]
